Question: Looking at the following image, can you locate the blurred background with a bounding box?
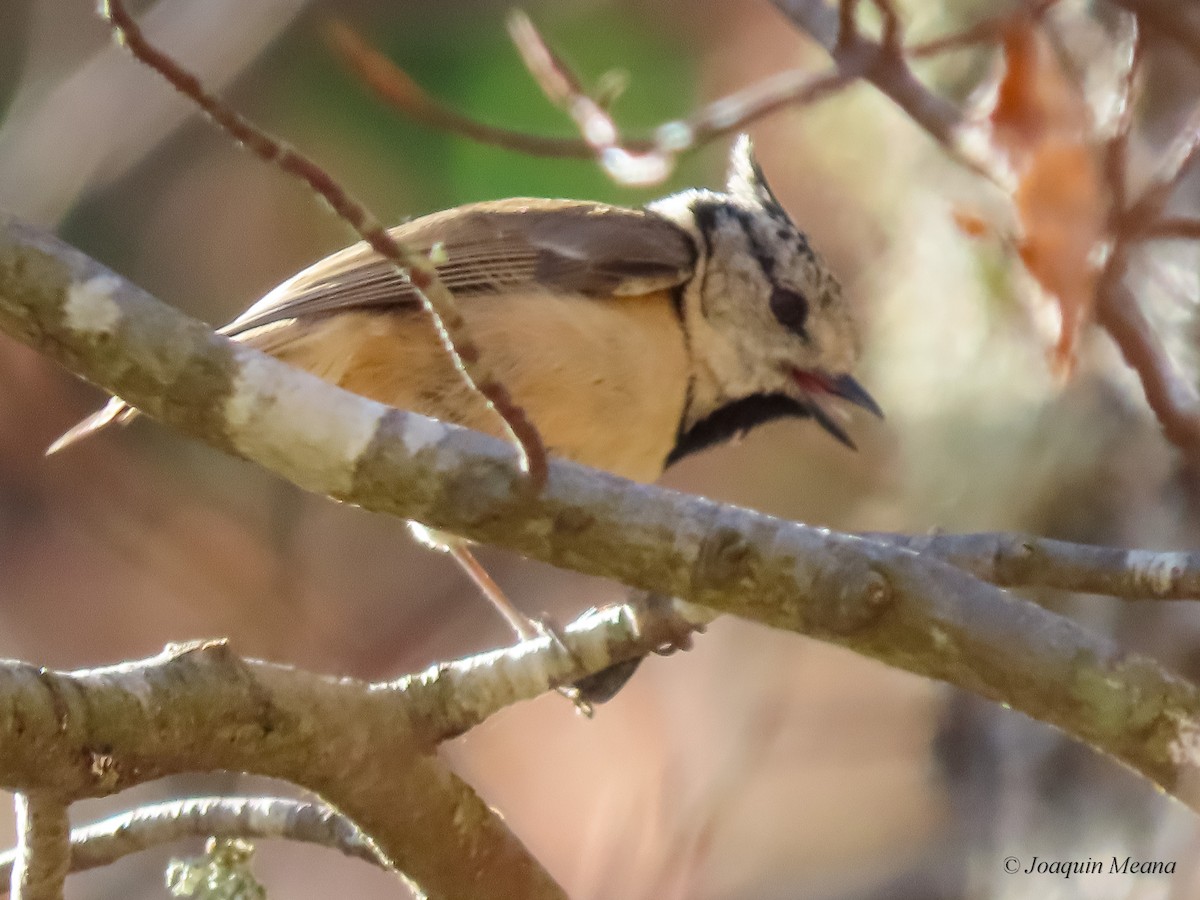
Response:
[3,0,1200,897]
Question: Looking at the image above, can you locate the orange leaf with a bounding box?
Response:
[985,14,1108,374]
[1015,140,1105,373]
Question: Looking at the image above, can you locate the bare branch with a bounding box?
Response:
[836,0,860,52]
[506,10,672,184]
[0,637,568,900]
[871,0,904,56]
[1095,255,1200,454]
[1112,0,1200,70]
[1141,217,1200,241]
[908,0,1063,57]
[330,17,853,179]
[909,17,1007,58]
[0,798,383,890]
[6,218,1200,811]
[1090,21,1200,460]
[1122,99,1200,235]
[100,0,549,487]
[401,600,712,740]
[10,795,68,900]
[325,21,594,158]
[772,0,996,179]
[679,67,857,143]
[1104,15,1142,217]
[865,532,1200,601]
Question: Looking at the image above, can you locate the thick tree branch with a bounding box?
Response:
[6,218,1200,812]
[0,639,568,900]
[0,573,688,897]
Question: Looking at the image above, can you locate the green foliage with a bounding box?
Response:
[166,837,267,900]
[261,5,706,213]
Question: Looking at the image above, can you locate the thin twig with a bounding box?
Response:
[101,0,549,487]
[1104,16,1142,217]
[1092,18,1200,459]
[506,10,672,185]
[908,0,1063,57]
[1111,0,1200,70]
[864,531,1200,600]
[1095,255,1200,454]
[1122,99,1200,235]
[773,0,997,180]
[665,66,857,150]
[331,17,854,178]
[0,797,386,891]
[325,22,594,158]
[1141,217,1200,240]
[10,795,69,900]
[836,0,860,51]
[781,1,1200,459]
[871,0,904,56]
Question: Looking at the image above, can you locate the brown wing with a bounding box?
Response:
[223,198,696,338]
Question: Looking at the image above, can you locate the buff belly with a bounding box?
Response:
[243,289,690,483]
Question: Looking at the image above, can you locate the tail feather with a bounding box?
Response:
[46,398,139,455]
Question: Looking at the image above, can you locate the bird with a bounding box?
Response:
[50,134,881,649]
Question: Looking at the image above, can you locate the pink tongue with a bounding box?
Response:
[791,368,832,395]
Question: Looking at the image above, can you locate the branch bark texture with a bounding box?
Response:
[0,640,565,900]
[0,798,380,889]
[4,216,1200,815]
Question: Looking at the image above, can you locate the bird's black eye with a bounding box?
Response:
[769,287,809,340]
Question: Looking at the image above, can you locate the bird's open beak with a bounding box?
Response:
[791,369,883,450]
[826,373,884,419]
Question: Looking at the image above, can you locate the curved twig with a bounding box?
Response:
[0,798,382,891]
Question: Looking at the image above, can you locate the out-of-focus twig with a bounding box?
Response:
[328,18,855,182]
[1112,0,1200,70]
[777,0,1200,459]
[1096,258,1200,453]
[1096,26,1200,457]
[506,10,859,185]
[1143,217,1200,240]
[332,4,1069,187]
[0,798,384,891]
[506,8,670,184]
[101,0,549,487]
[908,0,1064,58]
[1122,100,1200,236]
[325,22,594,158]
[773,0,996,179]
